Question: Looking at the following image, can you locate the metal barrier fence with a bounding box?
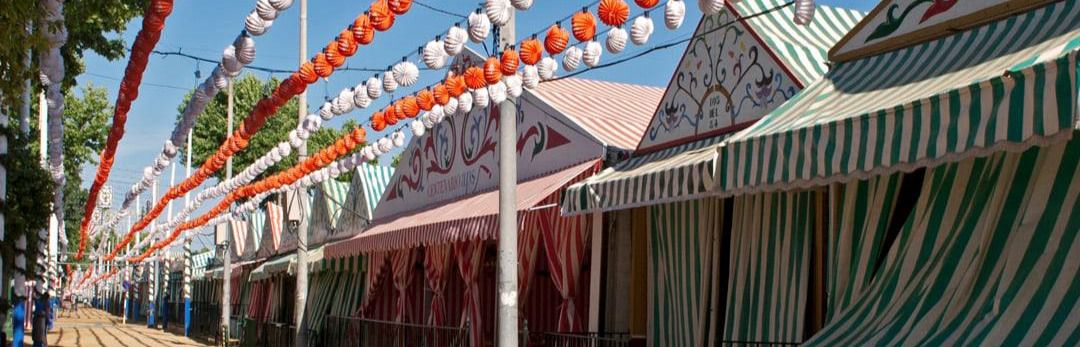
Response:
[240,319,296,347]
[190,301,220,340]
[322,316,470,347]
[523,331,633,347]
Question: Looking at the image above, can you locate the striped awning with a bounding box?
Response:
[715,2,1080,195]
[561,136,726,215]
[248,254,296,282]
[358,163,395,216]
[325,160,599,258]
[528,78,663,151]
[735,0,865,85]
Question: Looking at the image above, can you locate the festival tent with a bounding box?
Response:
[309,179,350,246]
[555,0,864,345]
[335,163,395,240]
[567,0,1080,345]
[324,47,662,345]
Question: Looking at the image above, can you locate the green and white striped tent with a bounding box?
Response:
[190,249,215,279]
[810,129,1080,345]
[305,249,365,333]
[562,0,863,215]
[715,1,1079,196]
[309,178,351,246]
[337,163,395,235]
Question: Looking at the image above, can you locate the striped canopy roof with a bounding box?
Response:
[735,0,865,85]
[357,163,394,220]
[310,178,351,246]
[190,249,215,279]
[716,1,1079,195]
[528,78,663,151]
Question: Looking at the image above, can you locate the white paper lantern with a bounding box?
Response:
[289,130,304,148]
[277,142,292,156]
[485,0,513,26]
[472,86,490,107]
[511,0,533,10]
[332,93,354,116]
[793,0,815,25]
[382,70,398,93]
[423,39,448,69]
[377,137,393,154]
[583,40,603,67]
[256,0,279,20]
[468,11,491,43]
[429,104,445,124]
[352,86,372,108]
[444,97,459,116]
[392,61,420,86]
[444,25,467,56]
[488,82,507,104]
[319,101,333,119]
[537,57,557,80]
[521,65,540,89]
[630,15,655,45]
[606,27,628,54]
[269,0,293,10]
[411,120,426,137]
[563,46,583,71]
[303,115,322,131]
[504,75,523,97]
[245,11,271,36]
[391,131,406,147]
[665,0,686,30]
[233,35,256,65]
[698,0,724,15]
[422,112,437,128]
[458,92,474,114]
[222,46,242,76]
[366,77,383,99]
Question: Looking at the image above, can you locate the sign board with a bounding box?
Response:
[636,11,803,152]
[374,99,603,220]
[830,0,1051,61]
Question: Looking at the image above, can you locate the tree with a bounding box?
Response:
[180,74,360,183]
[29,83,111,258]
[0,0,143,113]
[0,125,56,316]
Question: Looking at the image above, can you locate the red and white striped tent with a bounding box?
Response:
[324,47,662,344]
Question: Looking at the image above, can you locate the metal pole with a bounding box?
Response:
[496,12,519,347]
[294,1,310,345]
[148,177,158,328]
[221,78,235,346]
[184,129,193,336]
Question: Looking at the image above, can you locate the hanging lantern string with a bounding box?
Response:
[76,0,176,261]
[108,0,418,261]
[91,0,299,243]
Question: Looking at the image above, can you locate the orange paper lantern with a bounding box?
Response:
[417,89,435,110]
[544,24,570,55]
[370,0,395,31]
[520,38,543,65]
[599,0,630,27]
[483,57,503,84]
[352,14,375,45]
[446,74,467,97]
[371,111,387,131]
[433,84,450,105]
[501,48,520,75]
[384,105,400,125]
[299,62,319,83]
[464,66,487,89]
[337,29,358,57]
[401,96,420,117]
[313,53,333,78]
[635,0,659,8]
[388,0,412,15]
[325,44,346,67]
[572,10,597,42]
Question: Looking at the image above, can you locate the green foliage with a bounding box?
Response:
[29,83,111,253]
[0,0,143,112]
[179,74,360,183]
[1,124,56,288]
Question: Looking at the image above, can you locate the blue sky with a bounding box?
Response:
[76,0,875,251]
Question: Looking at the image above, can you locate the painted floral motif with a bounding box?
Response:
[643,12,798,149]
[867,0,959,42]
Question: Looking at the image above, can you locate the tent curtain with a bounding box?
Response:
[825,173,904,320]
[358,251,388,315]
[647,197,725,347]
[537,206,591,333]
[724,190,816,345]
[392,248,416,322]
[455,240,484,347]
[518,210,543,309]
[806,132,1080,346]
[424,244,452,326]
